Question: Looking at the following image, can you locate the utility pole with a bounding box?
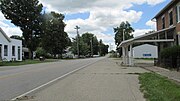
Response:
[123,29,125,41]
[122,29,125,64]
[75,25,80,58]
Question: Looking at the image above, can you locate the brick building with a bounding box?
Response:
[119,0,180,66]
[153,0,180,46]
[153,0,180,65]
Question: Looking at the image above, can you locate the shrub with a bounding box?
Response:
[160,46,180,69]
[161,46,180,58]
[35,47,47,58]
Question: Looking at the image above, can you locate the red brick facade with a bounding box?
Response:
[156,1,180,32]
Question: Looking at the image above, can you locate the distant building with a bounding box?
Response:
[0,27,22,61]
[133,44,158,59]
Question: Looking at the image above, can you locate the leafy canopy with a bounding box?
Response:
[114,21,134,46]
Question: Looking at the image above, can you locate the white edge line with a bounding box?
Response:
[11,59,101,101]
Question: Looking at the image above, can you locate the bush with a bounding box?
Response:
[109,52,119,58]
[160,46,180,69]
[161,46,180,58]
[35,47,47,58]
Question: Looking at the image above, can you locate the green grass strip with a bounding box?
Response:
[139,72,180,101]
[0,59,58,66]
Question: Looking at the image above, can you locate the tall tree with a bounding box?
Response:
[114,21,134,56]
[0,0,43,59]
[71,36,89,57]
[92,36,99,55]
[81,32,99,55]
[99,39,109,56]
[42,11,70,58]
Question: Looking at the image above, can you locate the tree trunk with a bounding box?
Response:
[30,51,34,60]
[54,54,56,59]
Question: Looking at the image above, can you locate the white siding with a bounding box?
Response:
[133,44,158,58]
[0,31,9,44]
[11,39,22,61]
[0,30,22,61]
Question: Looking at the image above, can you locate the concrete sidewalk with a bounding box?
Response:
[25,58,148,101]
[141,65,180,83]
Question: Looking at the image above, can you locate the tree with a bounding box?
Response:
[71,33,109,57]
[41,11,70,58]
[81,33,99,55]
[92,36,99,55]
[114,21,134,56]
[99,39,109,56]
[71,36,89,57]
[0,0,43,59]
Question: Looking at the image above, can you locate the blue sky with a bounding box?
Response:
[63,0,171,29]
[131,0,171,29]
[0,0,172,50]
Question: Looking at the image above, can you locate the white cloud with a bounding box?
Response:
[0,12,6,21]
[0,0,165,50]
[64,9,142,40]
[146,0,165,5]
[0,12,22,37]
[146,20,157,30]
[39,0,165,14]
[39,0,164,50]
[1,26,22,37]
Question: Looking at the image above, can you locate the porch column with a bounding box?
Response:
[125,46,128,65]
[129,44,134,66]
[122,46,125,65]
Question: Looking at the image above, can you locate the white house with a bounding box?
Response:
[0,27,22,61]
[133,44,158,59]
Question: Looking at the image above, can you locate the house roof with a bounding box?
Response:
[0,27,11,42]
[153,0,177,19]
[119,26,176,47]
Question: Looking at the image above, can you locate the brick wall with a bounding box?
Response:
[156,1,180,32]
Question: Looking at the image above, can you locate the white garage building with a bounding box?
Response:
[0,27,22,61]
[133,44,158,59]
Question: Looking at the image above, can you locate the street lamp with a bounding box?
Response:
[75,25,80,58]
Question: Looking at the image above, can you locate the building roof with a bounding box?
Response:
[0,27,11,42]
[153,0,177,19]
[119,26,176,47]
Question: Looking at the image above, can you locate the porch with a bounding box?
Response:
[119,26,176,66]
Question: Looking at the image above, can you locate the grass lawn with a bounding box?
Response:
[139,72,180,101]
[0,59,59,66]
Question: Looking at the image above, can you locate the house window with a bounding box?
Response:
[162,16,165,29]
[169,10,173,26]
[4,45,8,56]
[12,46,15,56]
[18,46,20,60]
[178,5,180,22]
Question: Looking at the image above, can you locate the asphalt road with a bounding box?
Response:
[0,57,103,101]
